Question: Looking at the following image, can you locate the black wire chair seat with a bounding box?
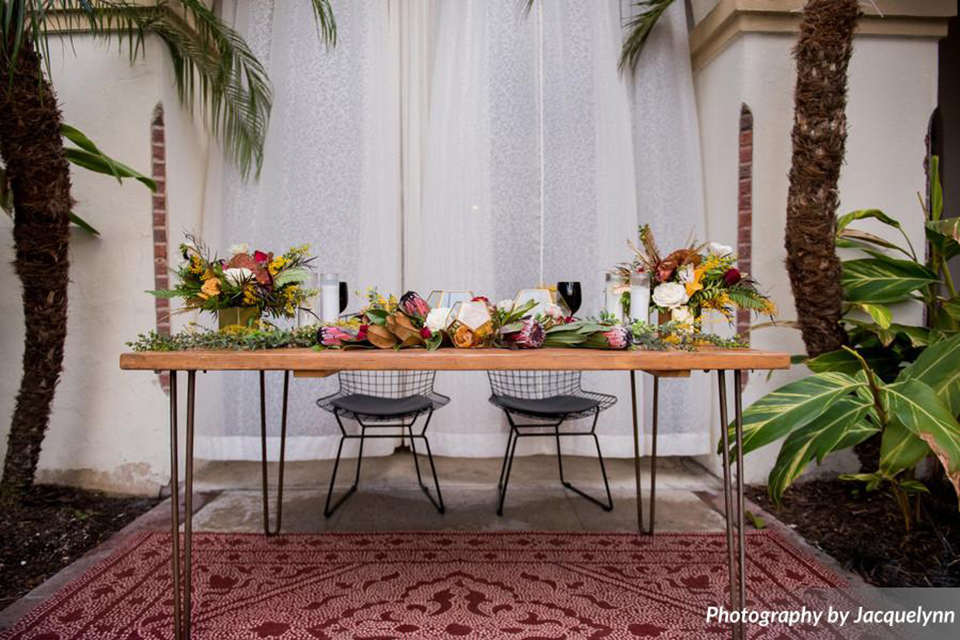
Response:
[319,391,450,422]
[316,371,447,516]
[487,371,617,515]
[488,390,615,422]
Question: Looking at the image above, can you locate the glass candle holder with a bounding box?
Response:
[629,271,650,323]
[320,273,340,323]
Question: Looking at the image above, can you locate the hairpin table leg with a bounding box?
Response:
[260,370,289,536]
[631,371,659,534]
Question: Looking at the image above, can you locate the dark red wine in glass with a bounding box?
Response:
[556,281,582,316]
[339,282,348,314]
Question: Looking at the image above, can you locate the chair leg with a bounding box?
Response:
[407,409,444,514]
[324,411,362,518]
[557,410,613,511]
[496,427,521,516]
[497,422,517,491]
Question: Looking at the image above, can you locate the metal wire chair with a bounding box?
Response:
[317,371,449,516]
[487,370,616,514]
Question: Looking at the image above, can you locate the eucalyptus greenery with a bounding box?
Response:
[129,325,320,352]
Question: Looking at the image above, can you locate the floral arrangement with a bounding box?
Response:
[149,235,316,320]
[613,225,775,327]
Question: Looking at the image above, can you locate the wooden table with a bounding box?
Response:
[121,347,789,639]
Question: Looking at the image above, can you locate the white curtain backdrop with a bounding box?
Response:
[197,0,710,461]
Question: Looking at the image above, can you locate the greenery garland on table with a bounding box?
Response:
[128,320,744,353]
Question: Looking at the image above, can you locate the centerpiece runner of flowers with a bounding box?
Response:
[611,225,776,328]
[148,235,317,324]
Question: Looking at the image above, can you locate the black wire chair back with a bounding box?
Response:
[338,370,438,399]
[487,370,583,399]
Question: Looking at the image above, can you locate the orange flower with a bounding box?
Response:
[201,277,221,299]
[684,268,705,298]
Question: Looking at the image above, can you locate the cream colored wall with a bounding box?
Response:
[0,36,209,495]
[694,31,938,483]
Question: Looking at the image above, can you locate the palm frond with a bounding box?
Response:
[619,0,675,74]
[3,1,337,180]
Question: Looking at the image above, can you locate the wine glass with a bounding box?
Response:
[339,282,348,315]
[556,281,582,317]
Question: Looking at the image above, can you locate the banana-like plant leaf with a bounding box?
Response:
[899,333,960,415]
[880,418,930,478]
[837,208,902,234]
[856,303,892,329]
[944,298,960,322]
[69,212,100,236]
[841,257,939,303]
[767,397,873,504]
[837,228,912,258]
[830,419,881,458]
[929,156,944,222]
[724,372,867,456]
[806,347,902,381]
[65,148,157,191]
[883,379,960,498]
[273,267,309,287]
[926,218,960,261]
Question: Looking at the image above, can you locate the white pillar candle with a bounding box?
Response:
[320,273,340,323]
[629,271,650,323]
[604,273,622,319]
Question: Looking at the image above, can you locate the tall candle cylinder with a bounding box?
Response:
[629,271,650,323]
[320,273,340,323]
[604,273,622,319]
[297,272,320,327]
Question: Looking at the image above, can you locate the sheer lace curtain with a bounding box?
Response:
[199,0,709,462]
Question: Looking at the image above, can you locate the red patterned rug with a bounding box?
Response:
[2,530,859,639]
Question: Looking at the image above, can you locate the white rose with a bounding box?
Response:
[672,306,694,325]
[496,299,515,312]
[652,282,689,309]
[223,267,254,287]
[678,263,695,284]
[425,307,451,332]
[707,242,733,257]
[228,242,249,256]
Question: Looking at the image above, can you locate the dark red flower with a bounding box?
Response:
[420,327,432,339]
[471,296,490,303]
[723,268,742,286]
[254,250,270,264]
[357,324,369,340]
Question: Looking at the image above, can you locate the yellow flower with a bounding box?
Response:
[242,284,258,305]
[201,277,221,298]
[189,256,205,275]
[268,256,288,276]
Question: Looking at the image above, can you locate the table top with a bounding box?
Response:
[119,347,790,373]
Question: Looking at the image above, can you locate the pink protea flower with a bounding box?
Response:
[603,326,631,349]
[506,318,545,349]
[399,291,430,320]
[318,326,357,347]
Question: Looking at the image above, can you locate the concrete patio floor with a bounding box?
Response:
[189,452,726,533]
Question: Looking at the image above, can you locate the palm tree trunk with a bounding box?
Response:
[0,37,72,506]
[785,0,860,357]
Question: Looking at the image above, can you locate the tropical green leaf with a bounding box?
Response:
[64,148,157,191]
[837,209,902,234]
[840,472,884,492]
[944,298,960,322]
[929,156,943,222]
[899,333,960,415]
[836,228,912,258]
[724,372,867,456]
[829,419,880,457]
[926,218,960,261]
[898,479,930,495]
[883,379,960,497]
[856,303,892,329]
[880,418,930,478]
[767,397,873,504]
[841,257,939,303]
[69,212,100,236]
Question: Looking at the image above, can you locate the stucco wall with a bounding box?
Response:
[694,30,938,483]
[0,36,208,495]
